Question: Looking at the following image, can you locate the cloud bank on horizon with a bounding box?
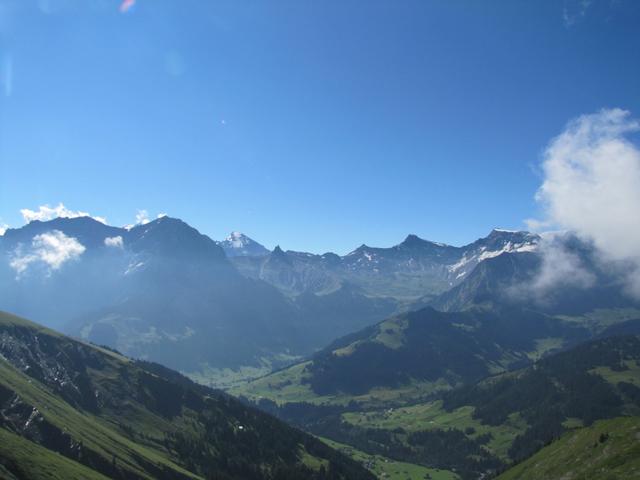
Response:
[529,108,640,297]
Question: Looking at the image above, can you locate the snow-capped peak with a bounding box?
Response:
[226,231,250,248]
[218,232,269,257]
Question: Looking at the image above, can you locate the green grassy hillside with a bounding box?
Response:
[0,311,374,480]
[0,428,111,480]
[497,416,640,480]
[319,437,459,480]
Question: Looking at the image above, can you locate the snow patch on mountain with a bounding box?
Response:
[448,239,539,277]
[227,232,248,248]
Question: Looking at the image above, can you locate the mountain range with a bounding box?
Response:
[232,229,540,300]
[0,216,547,386]
[1,215,637,390]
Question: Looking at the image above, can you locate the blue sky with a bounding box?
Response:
[0,0,639,254]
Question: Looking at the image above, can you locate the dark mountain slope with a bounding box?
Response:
[0,311,374,480]
[428,252,540,312]
[304,307,589,396]
[235,306,591,404]
[67,218,307,373]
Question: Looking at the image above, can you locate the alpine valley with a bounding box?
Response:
[2,215,640,479]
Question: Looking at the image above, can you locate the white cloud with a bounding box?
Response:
[157,213,168,219]
[10,230,86,275]
[529,108,640,297]
[124,209,152,231]
[20,203,107,225]
[0,222,8,236]
[104,236,124,248]
[136,209,150,225]
[532,234,596,293]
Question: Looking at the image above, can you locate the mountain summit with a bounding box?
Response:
[217,231,270,257]
[398,234,450,249]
